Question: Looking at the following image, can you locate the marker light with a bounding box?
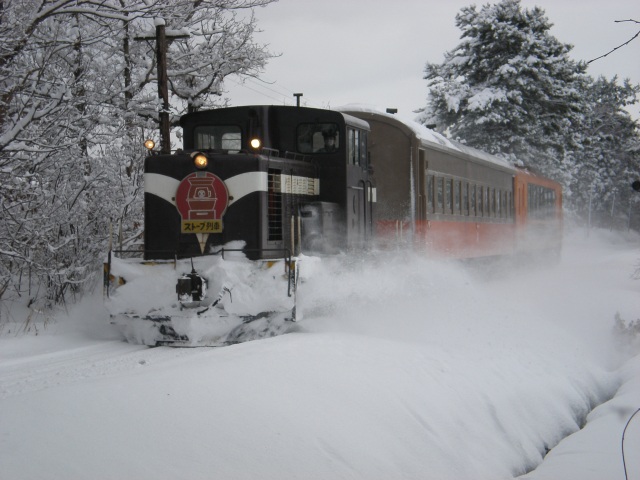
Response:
[193,153,208,169]
[144,139,155,150]
[250,138,262,149]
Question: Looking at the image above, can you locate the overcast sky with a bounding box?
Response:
[224,0,639,118]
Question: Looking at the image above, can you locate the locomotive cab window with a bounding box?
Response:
[194,125,241,152]
[297,123,340,154]
[359,130,368,166]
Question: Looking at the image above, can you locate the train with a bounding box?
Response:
[103,104,562,346]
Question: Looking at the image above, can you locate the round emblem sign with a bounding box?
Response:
[175,172,229,233]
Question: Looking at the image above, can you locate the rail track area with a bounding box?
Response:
[0,339,204,401]
[1,230,639,480]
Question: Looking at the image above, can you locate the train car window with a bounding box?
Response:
[445,179,452,215]
[427,175,434,213]
[503,191,507,219]
[436,177,444,213]
[194,126,241,151]
[501,191,507,218]
[491,188,496,217]
[453,179,458,214]
[508,192,513,218]
[470,185,477,216]
[297,123,340,153]
[485,188,489,217]
[505,191,509,219]
[504,191,509,218]
[482,187,490,217]
[528,184,557,219]
[480,187,489,217]
[463,182,469,216]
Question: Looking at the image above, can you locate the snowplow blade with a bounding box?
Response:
[109,309,296,347]
[104,250,299,347]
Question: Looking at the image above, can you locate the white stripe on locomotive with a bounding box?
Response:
[144,172,320,207]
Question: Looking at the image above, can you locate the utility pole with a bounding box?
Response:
[135,19,188,154]
[156,20,170,154]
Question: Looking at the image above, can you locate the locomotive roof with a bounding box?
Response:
[341,112,370,131]
[337,104,516,174]
[181,105,370,131]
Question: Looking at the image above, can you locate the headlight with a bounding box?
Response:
[193,153,208,169]
[144,139,155,150]
[250,138,261,150]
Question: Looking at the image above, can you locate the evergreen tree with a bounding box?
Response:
[571,76,640,223]
[419,0,588,181]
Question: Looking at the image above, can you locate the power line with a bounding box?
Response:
[227,77,292,105]
[227,75,326,108]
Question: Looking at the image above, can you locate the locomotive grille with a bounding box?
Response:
[268,169,283,241]
[268,168,312,251]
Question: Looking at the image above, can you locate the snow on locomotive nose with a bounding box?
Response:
[104,251,298,347]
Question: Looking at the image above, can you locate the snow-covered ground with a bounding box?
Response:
[1,228,639,480]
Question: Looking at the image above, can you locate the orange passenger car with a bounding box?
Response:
[342,106,563,259]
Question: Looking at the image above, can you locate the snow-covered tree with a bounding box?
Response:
[158,2,272,113]
[0,0,275,310]
[570,76,640,223]
[419,0,588,182]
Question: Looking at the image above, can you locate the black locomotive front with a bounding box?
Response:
[105,105,373,346]
[141,105,373,261]
[143,149,318,261]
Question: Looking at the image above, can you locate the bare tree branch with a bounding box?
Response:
[588,19,639,64]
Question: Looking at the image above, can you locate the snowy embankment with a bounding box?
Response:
[1,229,639,480]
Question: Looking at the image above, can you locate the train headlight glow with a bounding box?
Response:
[144,139,155,150]
[250,138,261,149]
[193,153,208,169]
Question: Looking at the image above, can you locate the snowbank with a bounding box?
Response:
[1,228,639,480]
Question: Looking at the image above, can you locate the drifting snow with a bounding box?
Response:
[1,229,639,479]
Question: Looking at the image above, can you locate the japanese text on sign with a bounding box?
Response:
[181,220,222,233]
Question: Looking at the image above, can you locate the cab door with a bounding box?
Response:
[346,127,372,249]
